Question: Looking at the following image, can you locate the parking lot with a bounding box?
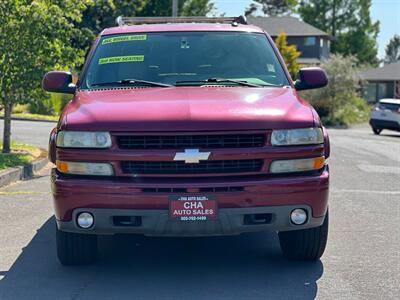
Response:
[0,121,399,299]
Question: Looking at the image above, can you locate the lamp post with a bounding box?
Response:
[172,0,178,17]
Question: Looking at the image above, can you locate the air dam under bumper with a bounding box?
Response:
[52,167,329,236]
[57,205,325,236]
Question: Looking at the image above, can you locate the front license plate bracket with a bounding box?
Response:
[169,195,217,221]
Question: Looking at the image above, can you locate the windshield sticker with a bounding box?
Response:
[102,35,147,45]
[98,55,144,64]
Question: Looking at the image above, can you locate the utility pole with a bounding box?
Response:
[172,0,178,17]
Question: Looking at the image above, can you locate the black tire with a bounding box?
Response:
[56,225,98,265]
[372,127,382,135]
[278,210,329,260]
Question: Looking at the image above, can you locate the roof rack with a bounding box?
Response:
[115,16,247,27]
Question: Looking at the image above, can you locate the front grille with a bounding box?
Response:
[121,159,263,174]
[117,133,265,149]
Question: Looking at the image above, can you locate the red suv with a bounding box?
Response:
[43,17,330,265]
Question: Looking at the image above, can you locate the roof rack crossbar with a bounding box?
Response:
[115,16,247,26]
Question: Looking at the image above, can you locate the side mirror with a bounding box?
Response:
[294,67,328,91]
[42,71,76,94]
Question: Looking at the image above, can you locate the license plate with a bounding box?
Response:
[169,195,217,221]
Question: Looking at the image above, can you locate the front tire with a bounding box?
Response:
[372,127,382,135]
[56,225,98,265]
[278,210,329,260]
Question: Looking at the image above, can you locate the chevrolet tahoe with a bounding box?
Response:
[43,16,330,265]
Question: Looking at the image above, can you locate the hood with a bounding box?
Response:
[60,86,315,131]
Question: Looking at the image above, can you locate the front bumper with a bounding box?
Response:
[369,119,400,131]
[52,166,329,236]
[57,205,325,236]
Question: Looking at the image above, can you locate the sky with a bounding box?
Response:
[213,0,400,59]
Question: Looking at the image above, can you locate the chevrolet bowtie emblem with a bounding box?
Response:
[174,149,211,164]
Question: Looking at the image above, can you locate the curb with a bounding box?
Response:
[0,117,57,123]
[0,156,49,188]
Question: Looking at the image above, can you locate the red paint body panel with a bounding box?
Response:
[60,87,314,131]
[52,169,329,221]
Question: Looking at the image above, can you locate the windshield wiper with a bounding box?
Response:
[175,78,262,87]
[91,79,172,88]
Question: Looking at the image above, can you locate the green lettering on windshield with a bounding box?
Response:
[98,55,144,65]
[102,35,147,45]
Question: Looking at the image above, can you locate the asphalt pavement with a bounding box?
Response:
[0,121,399,300]
[0,119,56,149]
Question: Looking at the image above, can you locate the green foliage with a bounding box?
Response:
[384,35,400,64]
[245,0,297,16]
[76,0,147,50]
[299,0,379,65]
[300,54,369,126]
[180,0,215,16]
[274,32,301,78]
[0,141,40,171]
[330,95,370,126]
[0,0,90,152]
[12,104,29,114]
[140,0,215,17]
[76,0,215,51]
[50,94,73,115]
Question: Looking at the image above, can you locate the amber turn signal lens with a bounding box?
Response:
[56,160,114,176]
[56,161,69,173]
[269,156,325,173]
[313,156,325,169]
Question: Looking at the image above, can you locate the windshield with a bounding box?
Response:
[82,31,290,89]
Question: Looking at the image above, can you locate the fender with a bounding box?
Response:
[322,126,330,159]
[48,127,57,164]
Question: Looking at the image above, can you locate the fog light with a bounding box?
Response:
[77,212,94,229]
[290,209,307,225]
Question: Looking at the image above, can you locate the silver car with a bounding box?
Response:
[369,98,400,135]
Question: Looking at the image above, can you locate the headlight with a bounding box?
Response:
[56,161,114,176]
[57,131,111,148]
[271,128,323,146]
[269,156,325,173]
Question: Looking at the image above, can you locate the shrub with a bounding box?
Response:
[28,96,54,115]
[27,93,72,115]
[275,32,301,79]
[299,54,368,126]
[322,95,370,126]
[50,93,72,115]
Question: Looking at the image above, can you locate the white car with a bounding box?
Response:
[369,99,400,135]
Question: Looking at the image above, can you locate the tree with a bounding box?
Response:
[299,0,379,65]
[274,32,301,78]
[76,1,147,51]
[384,35,400,64]
[140,0,214,17]
[245,0,297,16]
[180,0,215,16]
[0,1,90,153]
[76,0,215,52]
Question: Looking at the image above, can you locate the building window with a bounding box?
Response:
[304,37,316,46]
[365,83,377,103]
[363,81,395,103]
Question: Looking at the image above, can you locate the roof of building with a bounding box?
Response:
[101,23,263,36]
[247,16,332,39]
[360,62,400,81]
